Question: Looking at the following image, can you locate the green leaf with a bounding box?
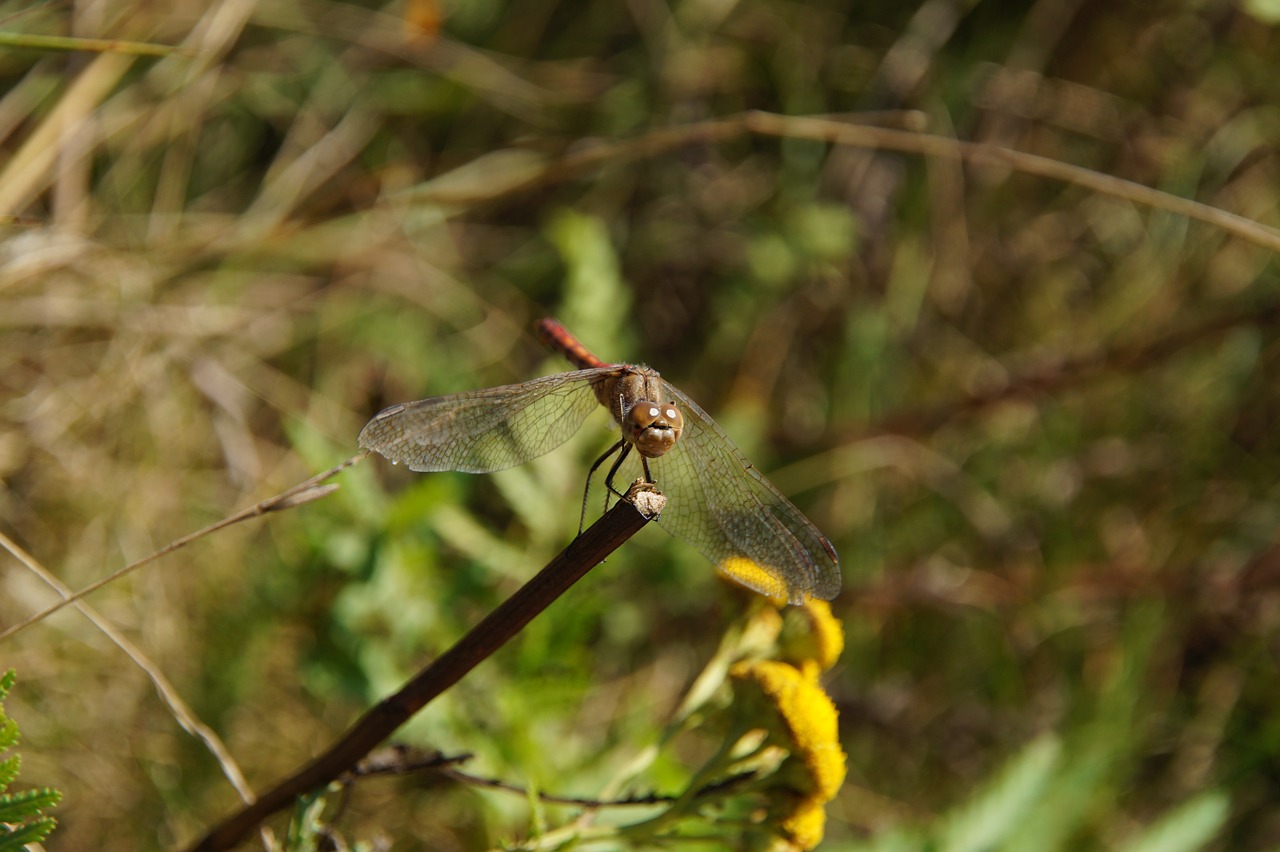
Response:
[1119,792,1230,852]
[0,718,16,752]
[0,787,62,821]
[0,672,60,849]
[0,816,59,850]
[0,755,20,791]
[940,737,1062,852]
[545,209,632,360]
[1243,0,1280,23]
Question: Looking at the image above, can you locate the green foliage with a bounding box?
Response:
[281,605,846,851]
[0,671,60,850]
[1122,792,1231,852]
[938,738,1062,852]
[283,789,344,852]
[849,738,1229,852]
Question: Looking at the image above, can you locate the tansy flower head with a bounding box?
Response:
[779,796,828,850]
[730,660,847,848]
[779,599,846,674]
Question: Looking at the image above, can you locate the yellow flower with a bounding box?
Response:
[731,661,844,794]
[730,660,848,848]
[779,796,828,849]
[698,560,848,847]
[780,599,846,674]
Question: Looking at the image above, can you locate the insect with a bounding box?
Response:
[359,319,840,604]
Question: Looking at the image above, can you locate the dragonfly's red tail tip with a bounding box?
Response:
[535,317,606,369]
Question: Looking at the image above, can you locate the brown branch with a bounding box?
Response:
[434,767,758,808]
[342,746,677,807]
[437,767,677,808]
[853,301,1280,442]
[344,746,715,809]
[743,111,1280,252]
[186,480,666,852]
[386,111,1280,254]
[347,745,474,778]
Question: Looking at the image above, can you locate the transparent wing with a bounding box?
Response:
[358,367,621,473]
[648,381,842,604]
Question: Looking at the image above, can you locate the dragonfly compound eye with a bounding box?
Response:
[627,401,683,458]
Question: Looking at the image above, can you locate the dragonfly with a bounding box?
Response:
[358,318,841,604]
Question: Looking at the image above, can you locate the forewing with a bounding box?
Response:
[651,381,841,604]
[359,367,618,473]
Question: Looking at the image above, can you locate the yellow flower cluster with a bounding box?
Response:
[729,599,847,850]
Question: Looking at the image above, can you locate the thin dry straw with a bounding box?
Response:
[0,454,362,641]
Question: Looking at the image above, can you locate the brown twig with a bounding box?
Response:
[347,745,474,778]
[854,301,1280,442]
[344,746,746,809]
[742,111,1280,252]
[344,747,678,808]
[186,480,666,852]
[387,111,1280,254]
[436,767,678,808]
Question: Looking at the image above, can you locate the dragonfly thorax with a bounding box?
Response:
[624,400,684,458]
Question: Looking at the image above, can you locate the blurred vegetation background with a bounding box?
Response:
[2,0,1279,848]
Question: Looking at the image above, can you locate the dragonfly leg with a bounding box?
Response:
[603,442,635,502]
[580,439,626,535]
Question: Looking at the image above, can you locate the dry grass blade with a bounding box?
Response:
[0,32,191,57]
[0,454,363,642]
[387,117,746,208]
[387,110,1280,253]
[0,51,135,216]
[187,481,665,852]
[0,529,255,805]
[744,111,1280,252]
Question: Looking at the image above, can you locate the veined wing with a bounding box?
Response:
[359,367,622,473]
[650,381,841,604]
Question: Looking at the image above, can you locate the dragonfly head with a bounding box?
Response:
[625,400,684,458]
